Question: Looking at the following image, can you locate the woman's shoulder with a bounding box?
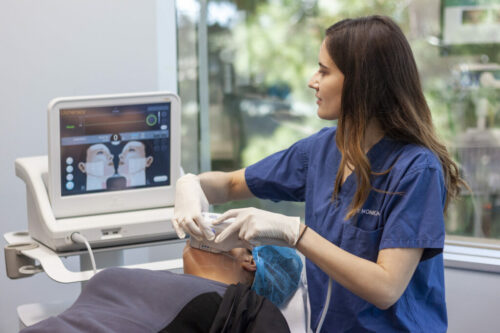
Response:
[304,126,337,143]
[291,126,336,149]
[388,140,443,176]
[318,125,337,136]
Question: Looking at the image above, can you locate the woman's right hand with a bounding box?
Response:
[172,174,215,241]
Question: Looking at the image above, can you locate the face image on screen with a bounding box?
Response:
[59,102,171,196]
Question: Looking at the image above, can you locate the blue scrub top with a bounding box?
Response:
[245,127,447,332]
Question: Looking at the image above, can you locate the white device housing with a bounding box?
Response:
[47,91,181,218]
[16,156,178,251]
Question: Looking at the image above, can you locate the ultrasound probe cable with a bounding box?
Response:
[70,232,97,275]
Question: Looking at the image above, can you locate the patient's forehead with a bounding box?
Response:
[123,141,145,151]
[87,144,110,156]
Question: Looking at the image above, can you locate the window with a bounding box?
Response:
[176,0,500,242]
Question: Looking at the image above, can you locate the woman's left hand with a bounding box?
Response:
[213,207,301,247]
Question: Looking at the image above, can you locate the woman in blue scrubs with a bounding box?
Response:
[173,16,466,332]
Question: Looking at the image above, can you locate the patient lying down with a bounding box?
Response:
[21,242,306,333]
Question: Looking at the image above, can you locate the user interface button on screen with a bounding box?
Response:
[154,175,168,183]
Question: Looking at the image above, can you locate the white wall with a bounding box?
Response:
[0,1,177,332]
[445,267,500,333]
[3,2,499,333]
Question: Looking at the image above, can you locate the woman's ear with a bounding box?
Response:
[241,255,256,272]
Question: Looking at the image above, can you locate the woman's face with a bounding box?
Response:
[308,39,344,120]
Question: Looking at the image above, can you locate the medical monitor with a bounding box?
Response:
[48,92,181,218]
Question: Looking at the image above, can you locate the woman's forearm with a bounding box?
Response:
[296,225,422,309]
[198,169,253,204]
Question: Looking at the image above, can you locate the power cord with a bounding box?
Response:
[316,277,332,333]
[70,232,97,275]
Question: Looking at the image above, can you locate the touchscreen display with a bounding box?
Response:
[59,102,171,196]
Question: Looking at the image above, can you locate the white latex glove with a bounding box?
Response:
[172,174,214,240]
[189,213,252,252]
[213,207,301,247]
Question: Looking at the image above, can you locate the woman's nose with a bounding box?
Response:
[308,74,319,89]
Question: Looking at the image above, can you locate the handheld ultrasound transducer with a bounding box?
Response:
[188,212,240,253]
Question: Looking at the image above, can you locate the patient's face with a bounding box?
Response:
[182,242,254,284]
[118,141,148,174]
[84,144,115,178]
[183,244,249,268]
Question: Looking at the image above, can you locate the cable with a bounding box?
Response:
[315,277,332,333]
[71,232,97,275]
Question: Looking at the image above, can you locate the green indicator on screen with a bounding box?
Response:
[146,114,158,126]
[66,125,75,129]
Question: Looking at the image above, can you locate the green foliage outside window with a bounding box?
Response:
[201,0,500,239]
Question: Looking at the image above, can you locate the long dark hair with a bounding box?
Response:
[325,15,466,219]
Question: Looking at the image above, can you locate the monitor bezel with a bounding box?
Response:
[48,91,181,219]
